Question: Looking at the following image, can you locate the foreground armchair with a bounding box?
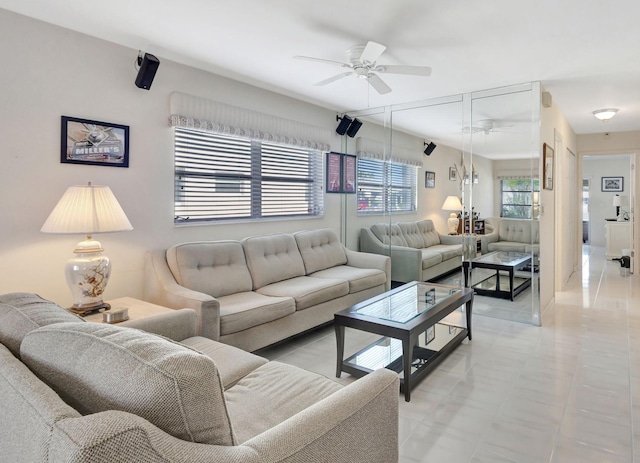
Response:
[0,292,400,463]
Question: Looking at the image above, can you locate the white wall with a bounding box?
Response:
[0,10,344,305]
[540,89,577,311]
[1,10,478,305]
[582,156,630,246]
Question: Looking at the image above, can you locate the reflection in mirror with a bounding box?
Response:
[344,83,540,325]
[468,84,541,325]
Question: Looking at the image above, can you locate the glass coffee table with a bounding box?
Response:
[462,251,532,301]
[334,282,473,402]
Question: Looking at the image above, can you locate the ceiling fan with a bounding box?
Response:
[463,119,515,135]
[294,41,431,95]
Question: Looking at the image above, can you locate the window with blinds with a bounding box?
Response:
[174,128,323,223]
[357,158,417,214]
[500,178,540,218]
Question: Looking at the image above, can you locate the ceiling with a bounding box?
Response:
[2,0,639,153]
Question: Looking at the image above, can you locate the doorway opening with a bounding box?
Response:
[582,178,590,244]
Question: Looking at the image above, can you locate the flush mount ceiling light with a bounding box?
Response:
[592,108,618,122]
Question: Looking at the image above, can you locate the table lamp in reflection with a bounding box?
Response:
[441,196,463,234]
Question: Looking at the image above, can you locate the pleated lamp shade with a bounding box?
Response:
[41,183,133,235]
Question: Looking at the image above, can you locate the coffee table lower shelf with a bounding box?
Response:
[339,325,469,401]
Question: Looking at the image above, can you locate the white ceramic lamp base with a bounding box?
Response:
[447,213,459,235]
[65,238,111,313]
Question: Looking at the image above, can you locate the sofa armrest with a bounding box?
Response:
[244,368,399,462]
[344,248,391,290]
[120,309,198,342]
[387,246,423,283]
[358,228,422,284]
[481,232,499,254]
[144,250,221,341]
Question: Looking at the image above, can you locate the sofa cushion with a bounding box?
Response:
[294,229,347,274]
[310,265,386,293]
[242,234,306,289]
[179,336,268,389]
[20,322,235,446]
[257,276,349,310]
[216,291,296,336]
[397,222,425,249]
[420,249,444,269]
[167,241,253,298]
[416,220,442,247]
[370,223,408,246]
[428,244,463,261]
[225,361,342,444]
[498,220,535,244]
[0,293,84,358]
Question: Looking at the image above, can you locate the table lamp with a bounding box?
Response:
[441,195,463,234]
[613,194,629,221]
[41,182,133,315]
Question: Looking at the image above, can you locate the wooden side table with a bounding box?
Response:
[83,297,172,323]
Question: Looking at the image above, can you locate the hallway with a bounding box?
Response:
[257,245,640,462]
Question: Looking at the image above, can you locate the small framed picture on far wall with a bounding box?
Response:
[425,171,435,188]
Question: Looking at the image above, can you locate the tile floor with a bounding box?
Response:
[256,245,639,462]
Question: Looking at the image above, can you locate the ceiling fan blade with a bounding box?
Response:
[375,64,432,76]
[367,73,392,94]
[314,72,352,86]
[359,41,387,64]
[294,55,351,68]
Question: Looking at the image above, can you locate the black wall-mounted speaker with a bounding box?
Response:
[135,53,160,90]
[336,115,353,135]
[423,142,437,156]
[346,118,362,137]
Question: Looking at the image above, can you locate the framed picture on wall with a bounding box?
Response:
[425,171,435,188]
[543,143,554,190]
[342,154,356,193]
[449,167,457,181]
[326,152,356,193]
[326,152,342,193]
[601,176,623,192]
[61,116,129,167]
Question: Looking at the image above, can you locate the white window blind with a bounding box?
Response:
[175,128,323,223]
[357,158,417,214]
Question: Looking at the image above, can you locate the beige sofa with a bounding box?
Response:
[481,218,540,256]
[145,228,390,352]
[0,292,399,463]
[359,219,463,283]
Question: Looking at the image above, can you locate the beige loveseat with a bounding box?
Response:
[145,228,390,352]
[481,218,540,256]
[0,292,399,463]
[359,219,463,283]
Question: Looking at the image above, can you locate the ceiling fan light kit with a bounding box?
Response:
[295,40,431,95]
[592,108,618,122]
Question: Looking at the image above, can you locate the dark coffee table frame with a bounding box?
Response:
[462,251,532,301]
[334,282,473,402]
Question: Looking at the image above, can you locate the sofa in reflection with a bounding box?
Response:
[359,219,463,283]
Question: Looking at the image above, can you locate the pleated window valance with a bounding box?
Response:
[169,92,332,151]
[496,175,540,180]
[355,137,423,168]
